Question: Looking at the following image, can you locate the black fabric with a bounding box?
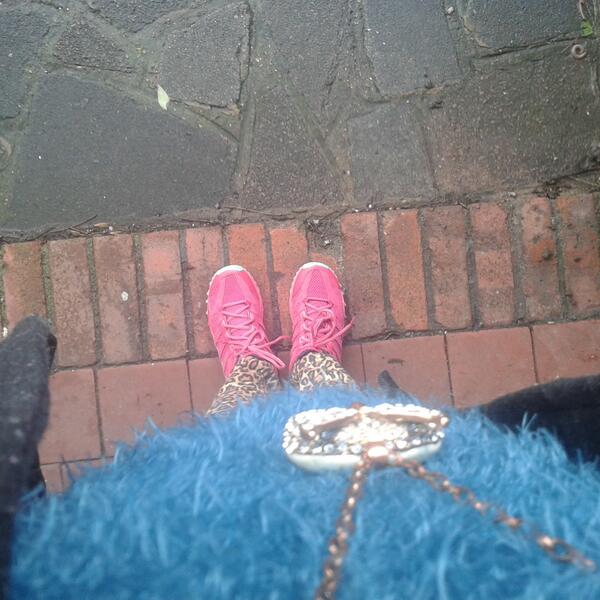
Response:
[380,369,600,462]
[0,317,55,599]
[481,375,600,463]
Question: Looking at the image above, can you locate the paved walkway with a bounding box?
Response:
[2,193,600,492]
[1,1,598,231]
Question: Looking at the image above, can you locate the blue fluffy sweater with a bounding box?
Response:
[10,387,600,599]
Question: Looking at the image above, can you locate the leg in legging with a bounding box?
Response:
[289,351,355,393]
[208,356,281,416]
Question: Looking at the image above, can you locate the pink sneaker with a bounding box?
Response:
[207,265,284,377]
[289,262,353,368]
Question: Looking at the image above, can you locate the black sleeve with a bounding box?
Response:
[481,375,600,463]
[0,316,55,598]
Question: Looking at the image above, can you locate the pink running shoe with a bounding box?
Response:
[289,262,353,368]
[207,265,284,377]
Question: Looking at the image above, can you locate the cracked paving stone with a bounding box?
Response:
[424,44,600,194]
[158,3,249,107]
[0,9,50,118]
[457,0,581,50]
[363,0,461,95]
[263,0,347,120]
[6,74,236,230]
[53,19,134,72]
[85,0,193,33]
[241,86,342,210]
[349,102,435,203]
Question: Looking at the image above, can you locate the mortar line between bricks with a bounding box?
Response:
[221,224,231,264]
[185,359,196,413]
[417,208,436,330]
[86,239,103,364]
[41,456,111,468]
[357,343,366,385]
[527,326,541,385]
[442,332,456,407]
[464,207,481,328]
[594,193,600,265]
[132,234,150,362]
[0,244,7,335]
[92,367,107,457]
[507,199,526,323]
[43,312,600,374]
[376,212,396,331]
[0,196,576,245]
[549,198,570,319]
[264,226,283,339]
[178,228,197,360]
[40,242,56,330]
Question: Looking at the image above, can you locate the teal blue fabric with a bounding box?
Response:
[11,387,600,599]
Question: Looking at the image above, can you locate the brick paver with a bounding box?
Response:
[341,213,386,338]
[469,202,515,326]
[532,321,600,382]
[98,360,192,453]
[556,196,600,317]
[188,357,226,413]
[185,227,224,355]
[41,464,64,494]
[363,336,451,406]
[447,328,536,408]
[48,239,96,367]
[2,242,46,330]
[39,369,100,463]
[382,210,428,331]
[94,234,142,364]
[422,206,472,329]
[2,196,600,475]
[518,197,562,320]
[141,231,187,360]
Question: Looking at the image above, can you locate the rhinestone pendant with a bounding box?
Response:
[282,403,449,471]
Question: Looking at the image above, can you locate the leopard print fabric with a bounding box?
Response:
[208,356,281,416]
[208,351,355,416]
[289,351,356,392]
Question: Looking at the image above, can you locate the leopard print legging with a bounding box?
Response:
[208,352,355,415]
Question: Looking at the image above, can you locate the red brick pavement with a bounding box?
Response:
[2,194,600,491]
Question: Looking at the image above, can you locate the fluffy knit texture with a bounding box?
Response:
[10,387,600,599]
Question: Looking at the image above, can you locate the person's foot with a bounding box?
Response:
[289,262,353,368]
[207,266,284,377]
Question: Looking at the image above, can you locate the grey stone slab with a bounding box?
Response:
[241,86,342,209]
[263,0,346,118]
[363,0,461,95]
[457,0,581,49]
[53,19,133,72]
[86,0,192,33]
[424,45,600,194]
[349,103,434,202]
[5,74,236,230]
[0,10,49,118]
[158,3,249,107]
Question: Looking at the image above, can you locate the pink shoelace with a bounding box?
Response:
[294,297,353,351]
[222,300,285,369]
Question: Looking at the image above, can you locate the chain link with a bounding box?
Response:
[314,455,372,600]
[315,451,596,600]
[392,455,596,572]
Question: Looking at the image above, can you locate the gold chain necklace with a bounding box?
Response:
[282,402,596,600]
